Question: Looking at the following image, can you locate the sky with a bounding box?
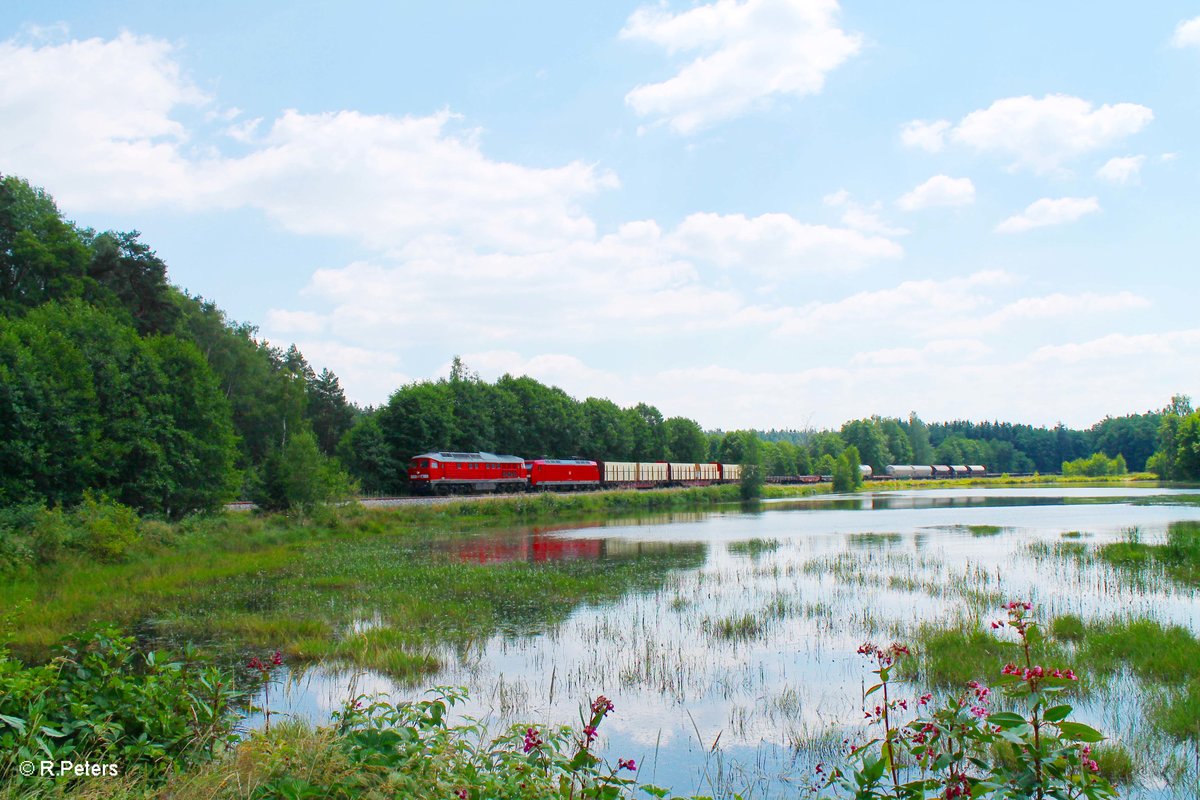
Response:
[1,1,1198,431]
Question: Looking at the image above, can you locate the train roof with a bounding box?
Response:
[411,451,525,464]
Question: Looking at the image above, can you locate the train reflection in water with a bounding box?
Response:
[435,520,707,565]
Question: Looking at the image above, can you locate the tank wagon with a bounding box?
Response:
[884,464,987,479]
[408,453,744,495]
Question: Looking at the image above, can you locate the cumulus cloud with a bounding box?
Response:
[899,119,950,153]
[1171,16,1200,48]
[0,31,210,210]
[0,33,614,252]
[1095,155,1145,184]
[621,0,862,133]
[983,291,1150,327]
[668,211,902,274]
[823,190,908,235]
[901,94,1153,174]
[775,270,1014,336]
[1030,329,1200,364]
[896,175,975,211]
[995,197,1101,233]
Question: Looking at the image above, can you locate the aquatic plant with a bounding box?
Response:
[819,602,1116,799]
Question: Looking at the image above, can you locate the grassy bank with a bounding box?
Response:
[1,486,764,664]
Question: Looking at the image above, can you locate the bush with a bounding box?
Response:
[0,627,239,783]
[75,492,141,561]
[250,431,356,512]
[1061,453,1127,477]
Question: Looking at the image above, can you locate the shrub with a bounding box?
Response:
[75,492,141,561]
[0,628,239,783]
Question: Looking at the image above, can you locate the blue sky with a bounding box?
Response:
[2,1,1198,429]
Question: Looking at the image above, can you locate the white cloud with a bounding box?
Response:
[0,33,614,253]
[983,291,1150,327]
[850,339,992,367]
[265,309,327,334]
[1171,16,1200,48]
[288,209,893,360]
[621,0,862,134]
[1030,329,1200,364]
[896,175,975,211]
[1095,155,1145,184]
[901,95,1153,174]
[220,109,614,252]
[822,190,908,235]
[668,211,902,274]
[899,119,950,153]
[775,270,1014,336]
[995,197,1100,233]
[0,31,209,210]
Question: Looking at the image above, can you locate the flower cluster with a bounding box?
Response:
[966,680,991,718]
[1081,744,1100,773]
[1000,662,1077,686]
[856,641,910,668]
[617,758,636,772]
[246,650,283,672]
[522,726,543,753]
[590,695,614,716]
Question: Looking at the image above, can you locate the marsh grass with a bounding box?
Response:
[1,501,708,664]
[726,538,780,558]
[1100,520,1200,585]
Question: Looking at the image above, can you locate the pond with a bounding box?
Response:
[256,486,1200,798]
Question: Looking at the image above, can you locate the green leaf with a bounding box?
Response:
[1042,704,1072,722]
[1057,721,1105,743]
[987,712,1027,728]
[0,714,27,733]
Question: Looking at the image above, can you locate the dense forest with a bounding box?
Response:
[2,173,1198,517]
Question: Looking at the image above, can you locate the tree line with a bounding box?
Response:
[0,175,356,516]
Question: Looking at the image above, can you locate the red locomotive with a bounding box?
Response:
[407,451,527,494]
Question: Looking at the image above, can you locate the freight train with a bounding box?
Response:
[405,451,989,495]
[406,451,743,495]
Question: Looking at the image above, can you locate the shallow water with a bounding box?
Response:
[257,486,1200,798]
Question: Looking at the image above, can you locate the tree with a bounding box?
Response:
[1174,413,1200,481]
[737,432,763,500]
[580,397,634,460]
[251,430,355,512]
[0,175,91,314]
[307,368,355,455]
[0,301,237,515]
[626,402,665,461]
[905,413,933,464]
[85,230,179,335]
[380,382,456,466]
[337,413,401,495]
[1148,395,1195,479]
[663,416,707,462]
[880,418,913,465]
[841,419,893,472]
[832,445,863,492]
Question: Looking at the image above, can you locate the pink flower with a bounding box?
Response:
[271,650,283,666]
[618,758,637,772]
[591,695,615,716]
[522,727,543,753]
